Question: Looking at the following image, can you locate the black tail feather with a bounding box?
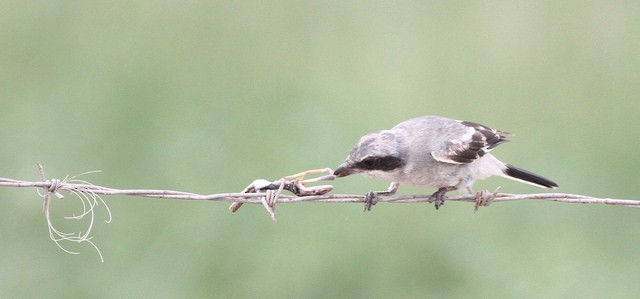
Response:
[504,164,558,188]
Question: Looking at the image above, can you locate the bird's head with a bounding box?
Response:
[333,130,407,178]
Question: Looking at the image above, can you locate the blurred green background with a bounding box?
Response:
[1,1,639,298]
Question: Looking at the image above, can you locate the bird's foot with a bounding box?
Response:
[362,182,399,212]
[431,190,445,210]
[363,191,379,212]
[430,187,455,210]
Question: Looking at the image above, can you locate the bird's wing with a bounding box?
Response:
[430,120,511,164]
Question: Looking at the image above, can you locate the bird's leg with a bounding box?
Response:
[430,186,457,210]
[364,182,400,212]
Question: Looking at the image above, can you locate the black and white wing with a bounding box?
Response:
[430,120,511,164]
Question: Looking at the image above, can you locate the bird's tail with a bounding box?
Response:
[503,164,558,188]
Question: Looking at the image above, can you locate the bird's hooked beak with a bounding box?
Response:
[333,162,355,177]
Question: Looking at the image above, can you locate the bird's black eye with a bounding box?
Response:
[360,157,378,169]
[356,156,405,171]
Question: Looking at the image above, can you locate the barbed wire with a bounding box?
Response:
[1,164,638,262]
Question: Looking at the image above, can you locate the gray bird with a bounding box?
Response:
[333,115,558,210]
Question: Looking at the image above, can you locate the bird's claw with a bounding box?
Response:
[363,191,379,212]
[431,192,445,210]
[430,187,455,210]
[430,188,447,210]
